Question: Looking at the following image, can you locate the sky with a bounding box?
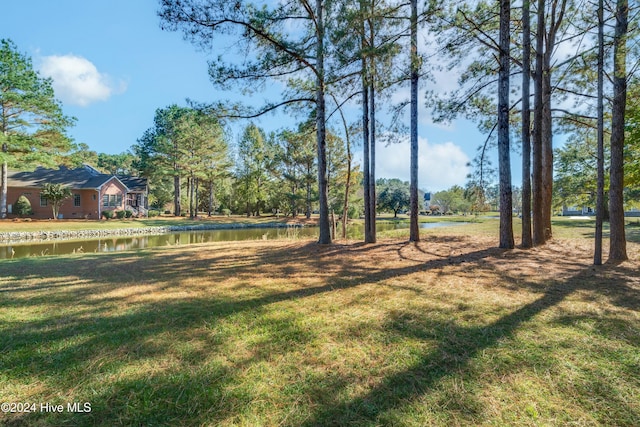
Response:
[3,0,513,192]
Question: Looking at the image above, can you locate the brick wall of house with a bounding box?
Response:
[7,187,100,219]
[7,178,129,219]
[7,187,41,217]
[99,179,128,216]
[60,190,101,219]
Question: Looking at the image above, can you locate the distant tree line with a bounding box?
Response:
[65,108,363,228]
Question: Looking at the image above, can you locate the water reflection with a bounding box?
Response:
[0,221,467,260]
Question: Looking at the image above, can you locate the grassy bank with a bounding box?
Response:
[0,213,472,233]
[1,232,638,426]
[3,213,640,244]
[0,215,307,233]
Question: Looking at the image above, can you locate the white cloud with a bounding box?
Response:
[362,135,471,192]
[39,54,126,106]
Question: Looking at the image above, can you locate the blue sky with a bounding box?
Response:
[3,0,511,192]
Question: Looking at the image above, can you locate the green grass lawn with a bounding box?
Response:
[0,223,639,426]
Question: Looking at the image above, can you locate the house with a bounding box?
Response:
[561,205,593,216]
[561,205,640,217]
[6,165,148,219]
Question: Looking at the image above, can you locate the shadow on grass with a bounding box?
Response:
[299,266,640,425]
[0,238,638,425]
[551,218,640,244]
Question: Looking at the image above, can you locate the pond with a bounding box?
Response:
[0,221,468,260]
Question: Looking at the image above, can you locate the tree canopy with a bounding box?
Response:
[377,178,411,218]
[0,38,74,218]
[40,183,72,220]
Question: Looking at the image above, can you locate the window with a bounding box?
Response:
[40,194,48,207]
[103,194,123,208]
[74,194,81,207]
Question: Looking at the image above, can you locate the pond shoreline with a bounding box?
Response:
[0,222,306,244]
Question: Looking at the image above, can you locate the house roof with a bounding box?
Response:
[7,165,146,192]
[118,176,148,193]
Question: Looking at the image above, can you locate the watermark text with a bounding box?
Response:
[1,402,91,413]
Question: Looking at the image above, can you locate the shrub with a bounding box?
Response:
[148,209,160,217]
[115,210,126,219]
[14,195,33,217]
[222,209,231,217]
[124,210,133,218]
[347,205,362,219]
[102,210,114,220]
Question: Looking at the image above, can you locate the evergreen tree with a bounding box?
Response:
[594,0,605,265]
[330,0,407,243]
[159,0,333,243]
[97,152,137,175]
[608,0,629,262]
[521,0,533,248]
[14,194,32,217]
[0,39,74,218]
[174,110,229,218]
[326,130,353,223]
[498,0,514,249]
[409,0,420,242]
[236,123,275,216]
[276,125,317,218]
[67,143,99,168]
[134,105,191,216]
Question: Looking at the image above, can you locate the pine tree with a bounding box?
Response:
[0,39,74,218]
[498,0,514,249]
[134,105,191,216]
[608,0,629,262]
[159,0,333,243]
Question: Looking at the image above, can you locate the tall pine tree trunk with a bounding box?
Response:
[189,175,195,218]
[362,53,374,243]
[368,6,377,243]
[533,0,559,245]
[316,0,331,244]
[498,0,514,249]
[174,173,181,217]
[532,0,545,245]
[306,165,312,219]
[594,0,605,265]
[409,0,420,242]
[1,159,7,219]
[339,111,352,239]
[368,83,377,243]
[208,181,214,217]
[521,0,532,248]
[609,0,628,262]
[195,177,199,218]
[541,65,553,241]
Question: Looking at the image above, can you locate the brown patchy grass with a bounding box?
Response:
[0,234,639,426]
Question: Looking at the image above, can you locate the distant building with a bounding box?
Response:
[561,205,640,217]
[6,165,148,219]
[561,206,593,216]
